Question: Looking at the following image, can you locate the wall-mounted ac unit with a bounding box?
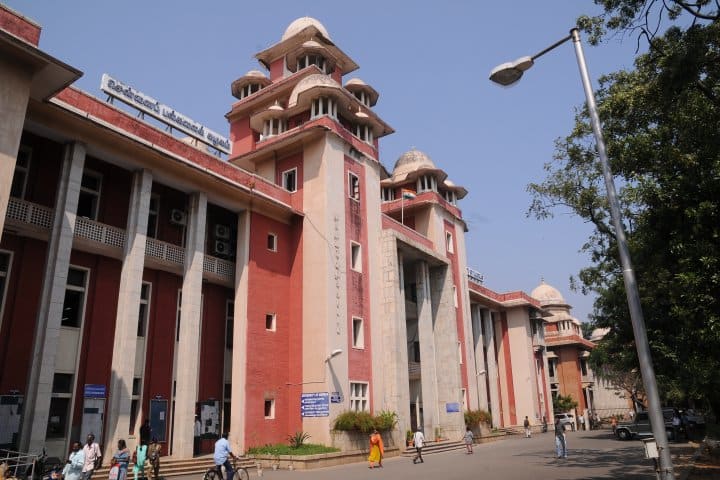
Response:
[215,224,231,240]
[170,209,187,226]
[214,240,231,256]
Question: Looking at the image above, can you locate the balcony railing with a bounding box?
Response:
[6,197,234,284]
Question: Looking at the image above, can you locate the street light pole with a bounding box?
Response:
[490,28,675,480]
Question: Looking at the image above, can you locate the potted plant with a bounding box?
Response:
[406,430,413,447]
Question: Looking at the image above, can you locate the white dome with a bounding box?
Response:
[288,73,342,107]
[282,17,330,41]
[393,149,436,174]
[531,281,566,305]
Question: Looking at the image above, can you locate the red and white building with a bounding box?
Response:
[0,5,559,460]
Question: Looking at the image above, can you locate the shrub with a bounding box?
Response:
[287,431,311,448]
[247,443,339,456]
[464,409,492,427]
[333,410,398,433]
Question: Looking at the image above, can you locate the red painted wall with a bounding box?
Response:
[499,313,517,425]
[198,283,233,403]
[269,59,284,82]
[83,156,132,229]
[244,211,302,448]
[344,157,372,407]
[0,4,41,45]
[19,132,62,208]
[229,118,254,157]
[0,236,47,393]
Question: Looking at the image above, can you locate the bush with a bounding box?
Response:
[333,410,398,433]
[247,443,339,456]
[464,409,492,427]
[287,431,311,448]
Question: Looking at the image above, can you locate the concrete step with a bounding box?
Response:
[94,456,256,479]
[401,440,466,457]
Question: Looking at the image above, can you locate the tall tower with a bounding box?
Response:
[226,17,393,447]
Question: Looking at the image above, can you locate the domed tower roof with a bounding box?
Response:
[282,17,331,41]
[531,280,566,306]
[230,70,271,100]
[287,73,342,107]
[388,149,447,183]
[344,78,379,106]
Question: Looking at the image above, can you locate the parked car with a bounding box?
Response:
[554,413,576,431]
[615,408,675,441]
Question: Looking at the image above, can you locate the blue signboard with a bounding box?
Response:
[300,392,330,417]
[446,402,460,413]
[84,384,106,398]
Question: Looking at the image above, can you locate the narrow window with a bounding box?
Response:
[46,373,73,438]
[458,341,463,364]
[77,170,102,220]
[264,399,275,419]
[350,242,362,272]
[265,313,276,331]
[129,376,142,434]
[147,195,159,238]
[267,233,277,252]
[352,317,364,349]
[453,285,458,308]
[381,187,395,202]
[61,267,88,328]
[175,290,182,342]
[136,282,151,337]
[11,146,31,199]
[446,232,454,253]
[282,168,297,192]
[348,172,360,201]
[226,301,234,349]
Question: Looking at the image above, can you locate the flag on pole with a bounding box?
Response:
[401,189,416,200]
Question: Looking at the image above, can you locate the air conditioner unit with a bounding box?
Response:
[215,224,231,240]
[214,240,231,256]
[170,209,187,226]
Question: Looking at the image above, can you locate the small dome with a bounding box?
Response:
[344,77,379,106]
[393,149,436,173]
[345,78,368,87]
[282,17,330,41]
[531,280,566,305]
[244,70,268,79]
[288,73,342,107]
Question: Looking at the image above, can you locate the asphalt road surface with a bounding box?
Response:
[183,429,674,480]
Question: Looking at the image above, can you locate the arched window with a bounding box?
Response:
[262,118,287,139]
[417,175,437,193]
[353,124,374,144]
[311,97,337,119]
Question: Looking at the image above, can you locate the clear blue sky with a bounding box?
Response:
[4,0,644,323]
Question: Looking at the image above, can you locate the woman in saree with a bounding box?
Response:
[367,429,384,468]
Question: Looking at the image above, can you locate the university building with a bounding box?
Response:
[1,5,576,459]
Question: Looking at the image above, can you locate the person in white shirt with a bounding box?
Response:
[81,434,102,480]
[412,427,425,464]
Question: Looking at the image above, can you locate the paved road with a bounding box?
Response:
[181,430,676,480]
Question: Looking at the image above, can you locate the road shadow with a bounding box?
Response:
[517,446,658,479]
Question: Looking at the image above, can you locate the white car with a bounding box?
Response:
[554,413,576,431]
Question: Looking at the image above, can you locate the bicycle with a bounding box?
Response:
[203,458,248,480]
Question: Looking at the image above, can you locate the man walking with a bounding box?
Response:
[523,416,531,438]
[554,419,567,459]
[81,434,102,480]
[412,427,425,464]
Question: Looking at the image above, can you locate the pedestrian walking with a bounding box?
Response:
[367,429,384,468]
[81,434,102,480]
[132,440,147,480]
[111,440,130,480]
[579,414,585,431]
[462,427,474,454]
[523,416,532,438]
[62,441,85,480]
[412,427,425,464]
[147,438,161,480]
[554,419,567,459]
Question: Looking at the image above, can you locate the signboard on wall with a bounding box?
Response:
[198,400,220,438]
[84,384,106,398]
[446,402,460,413]
[300,392,330,417]
[100,74,231,155]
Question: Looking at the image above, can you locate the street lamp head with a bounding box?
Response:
[326,348,343,361]
[489,56,534,86]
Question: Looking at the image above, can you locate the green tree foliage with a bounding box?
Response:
[528,20,720,414]
[332,410,398,433]
[553,394,579,413]
[464,409,492,427]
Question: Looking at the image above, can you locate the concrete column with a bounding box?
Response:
[428,265,464,440]
[230,211,250,454]
[105,169,152,455]
[483,309,501,428]
[171,192,207,458]
[20,142,86,452]
[377,240,410,437]
[0,57,32,240]
[415,260,439,440]
[471,304,489,410]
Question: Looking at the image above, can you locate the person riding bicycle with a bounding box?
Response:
[213,432,237,480]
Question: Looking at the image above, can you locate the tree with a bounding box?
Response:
[528,20,720,414]
[553,394,579,413]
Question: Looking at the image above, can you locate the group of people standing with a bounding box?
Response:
[62,421,161,480]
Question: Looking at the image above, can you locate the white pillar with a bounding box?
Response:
[483,309,501,428]
[471,304,489,410]
[416,261,439,439]
[106,169,152,456]
[171,192,207,458]
[0,56,32,240]
[20,142,86,453]
[230,211,250,454]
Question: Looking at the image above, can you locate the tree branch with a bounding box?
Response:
[674,0,720,20]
